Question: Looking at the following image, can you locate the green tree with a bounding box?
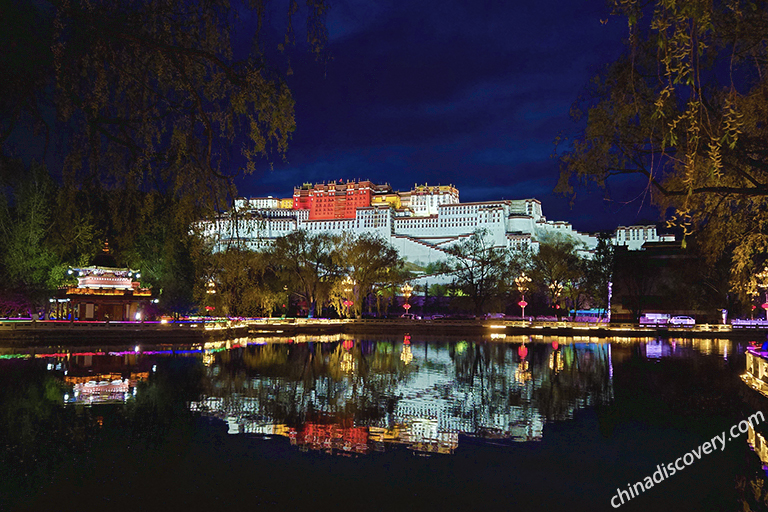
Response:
[272,230,342,318]
[338,233,403,318]
[557,0,768,296]
[0,161,66,312]
[2,1,328,214]
[444,229,510,316]
[205,248,284,317]
[1,2,329,312]
[531,234,584,314]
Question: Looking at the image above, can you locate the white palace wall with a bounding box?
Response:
[199,196,669,265]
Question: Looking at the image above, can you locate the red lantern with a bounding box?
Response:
[404,334,411,345]
[518,344,528,359]
[343,339,354,351]
[552,340,559,350]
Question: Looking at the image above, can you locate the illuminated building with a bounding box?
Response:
[614,225,675,250]
[407,184,460,215]
[53,243,154,321]
[292,180,383,220]
[200,181,673,267]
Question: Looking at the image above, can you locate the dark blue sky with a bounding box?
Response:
[237,0,661,233]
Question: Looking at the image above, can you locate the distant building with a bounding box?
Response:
[199,181,673,272]
[612,225,675,250]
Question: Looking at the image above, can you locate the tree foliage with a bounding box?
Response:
[272,230,343,318]
[203,248,285,317]
[1,1,329,310]
[338,233,403,318]
[0,160,85,313]
[444,229,511,316]
[3,1,327,211]
[558,0,768,294]
[530,233,584,312]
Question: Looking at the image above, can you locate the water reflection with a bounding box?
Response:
[2,335,766,511]
[0,335,748,460]
[188,336,614,454]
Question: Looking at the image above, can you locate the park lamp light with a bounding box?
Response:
[549,282,563,309]
[515,273,532,294]
[342,276,356,316]
[756,266,768,319]
[515,273,532,319]
[401,282,413,313]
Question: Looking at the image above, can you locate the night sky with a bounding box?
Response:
[236,0,662,233]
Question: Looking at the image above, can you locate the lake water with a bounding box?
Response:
[1,334,767,511]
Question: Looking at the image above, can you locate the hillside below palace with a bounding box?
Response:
[198,180,673,267]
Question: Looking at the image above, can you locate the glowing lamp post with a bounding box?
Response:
[401,282,413,314]
[342,276,355,318]
[515,273,532,319]
[549,282,563,313]
[758,266,768,321]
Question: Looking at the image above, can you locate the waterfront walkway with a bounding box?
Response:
[0,318,248,345]
[246,317,759,339]
[0,317,765,347]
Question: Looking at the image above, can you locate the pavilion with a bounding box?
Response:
[51,244,154,321]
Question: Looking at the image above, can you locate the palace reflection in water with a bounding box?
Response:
[188,336,615,454]
[4,335,741,457]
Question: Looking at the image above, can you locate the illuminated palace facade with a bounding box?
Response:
[198,180,673,266]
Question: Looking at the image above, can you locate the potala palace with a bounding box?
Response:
[198,180,673,267]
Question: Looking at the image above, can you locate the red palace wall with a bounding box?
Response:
[293,181,373,220]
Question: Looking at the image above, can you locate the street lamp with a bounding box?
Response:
[515,272,532,319]
[757,266,768,320]
[342,276,355,318]
[401,282,413,314]
[549,282,563,313]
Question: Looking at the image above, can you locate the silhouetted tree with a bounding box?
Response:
[557,0,768,292]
